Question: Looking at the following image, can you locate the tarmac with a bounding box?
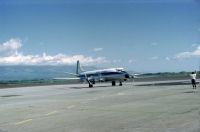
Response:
[0,81,200,132]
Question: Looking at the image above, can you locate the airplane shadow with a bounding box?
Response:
[0,94,22,98]
[183,91,198,94]
[69,85,113,89]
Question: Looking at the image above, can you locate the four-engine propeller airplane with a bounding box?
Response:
[54,60,133,87]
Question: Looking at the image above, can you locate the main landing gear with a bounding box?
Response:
[112,81,123,86]
[89,84,93,88]
[112,81,116,86]
[119,81,122,86]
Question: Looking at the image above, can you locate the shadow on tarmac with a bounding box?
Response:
[69,85,113,89]
[0,95,22,98]
[183,91,198,94]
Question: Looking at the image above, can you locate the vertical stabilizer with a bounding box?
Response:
[76,60,85,74]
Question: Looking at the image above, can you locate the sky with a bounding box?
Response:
[0,0,200,72]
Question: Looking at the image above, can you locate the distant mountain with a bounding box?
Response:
[0,65,97,81]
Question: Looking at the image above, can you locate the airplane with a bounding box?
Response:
[54,60,133,87]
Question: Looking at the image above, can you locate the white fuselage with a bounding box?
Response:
[54,60,131,87]
[78,68,129,82]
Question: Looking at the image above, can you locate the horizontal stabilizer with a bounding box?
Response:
[53,77,80,80]
[65,72,79,76]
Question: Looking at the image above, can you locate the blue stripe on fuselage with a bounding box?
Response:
[78,71,126,79]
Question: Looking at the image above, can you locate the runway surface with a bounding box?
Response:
[0,81,200,132]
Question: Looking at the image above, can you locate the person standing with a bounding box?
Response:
[190,71,197,89]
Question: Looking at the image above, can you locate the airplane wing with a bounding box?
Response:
[54,77,80,80]
[53,77,82,83]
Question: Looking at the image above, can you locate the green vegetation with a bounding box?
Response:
[135,71,200,82]
[143,71,192,77]
[0,71,199,88]
[0,79,72,88]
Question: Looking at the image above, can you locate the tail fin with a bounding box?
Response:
[76,60,85,74]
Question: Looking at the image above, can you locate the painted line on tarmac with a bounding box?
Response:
[117,92,126,96]
[15,119,33,125]
[67,105,75,109]
[45,111,58,116]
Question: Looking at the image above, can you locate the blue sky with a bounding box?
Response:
[0,0,200,72]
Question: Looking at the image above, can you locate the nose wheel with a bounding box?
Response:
[119,82,122,86]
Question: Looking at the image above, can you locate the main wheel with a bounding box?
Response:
[112,81,116,86]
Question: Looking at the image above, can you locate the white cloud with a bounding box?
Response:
[0,53,107,65]
[93,47,103,52]
[151,42,158,46]
[191,43,199,47]
[128,59,133,64]
[0,38,107,65]
[112,59,121,63]
[128,59,137,64]
[175,46,200,59]
[150,56,159,60]
[165,57,170,61]
[0,38,22,55]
